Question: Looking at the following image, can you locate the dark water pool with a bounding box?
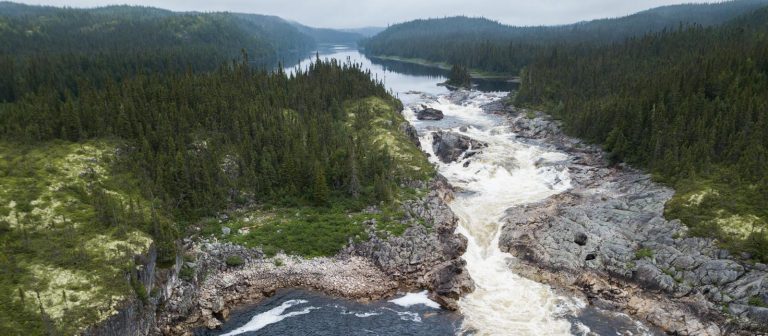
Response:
[195,289,463,336]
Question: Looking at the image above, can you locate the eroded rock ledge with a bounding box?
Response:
[475,97,768,335]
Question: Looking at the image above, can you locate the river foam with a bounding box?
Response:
[388,291,441,309]
[219,300,317,336]
[409,92,578,335]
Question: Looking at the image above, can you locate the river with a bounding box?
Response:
[197,44,658,336]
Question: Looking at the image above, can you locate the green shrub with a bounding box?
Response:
[225,255,245,267]
[635,247,654,260]
[748,296,767,307]
[179,265,195,281]
[130,273,148,305]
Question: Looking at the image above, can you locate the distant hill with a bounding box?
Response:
[0,2,316,66]
[341,26,385,38]
[290,21,366,44]
[361,0,768,73]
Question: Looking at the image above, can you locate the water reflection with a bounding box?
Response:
[283,44,517,95]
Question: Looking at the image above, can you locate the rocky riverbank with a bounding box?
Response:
[457,95,768,335]
[113,175,470,336]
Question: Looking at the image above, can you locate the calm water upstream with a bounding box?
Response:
[198,44,661,336]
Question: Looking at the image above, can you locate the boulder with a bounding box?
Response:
[574,232,588,246]
[427,259,475,310]
[431,131,487,163]
[416,106,444,120]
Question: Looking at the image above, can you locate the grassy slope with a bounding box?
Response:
[0,140,159,335]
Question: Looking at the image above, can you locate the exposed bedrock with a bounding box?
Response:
[484,100,768,335]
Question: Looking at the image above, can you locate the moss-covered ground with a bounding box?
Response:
[0,96,435,333]
[0,140,158,335]
[665,174,768,262]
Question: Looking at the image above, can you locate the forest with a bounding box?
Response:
[360,0,768,74]
[0,3,429,334]
[515,7,768,260]
[362,0,768,261]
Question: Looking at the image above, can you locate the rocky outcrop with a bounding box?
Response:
[156,245,397,334]
[416,105,444,120]
[82,245,183,336]
[425,259,474,310]
[431,131,487,163]
[490,102,768,335]
[148,175,472,335]
[348,175,474,310]
[399,121,421,147]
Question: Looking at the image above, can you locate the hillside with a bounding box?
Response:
[361,0,768,74]
[515,6,768,261]
[0,2,435,334]
[291,21,366,43]
[0,3,316,67]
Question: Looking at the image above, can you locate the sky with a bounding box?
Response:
[13,0,725,28]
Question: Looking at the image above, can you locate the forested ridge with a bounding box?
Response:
[0,3,317,67]
[361,0,768,74]
[0,3,432,334]
[515,7,768,260]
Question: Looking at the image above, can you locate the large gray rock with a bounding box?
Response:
[427,259,475,310]
[431,131,487,163]
[476,92,768,334]
[416,106,444,120]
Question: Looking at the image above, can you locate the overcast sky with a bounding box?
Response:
[14,0,724,28]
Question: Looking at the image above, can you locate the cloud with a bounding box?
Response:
[13,0,723,28]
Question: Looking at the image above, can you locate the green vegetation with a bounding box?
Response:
[517,8,768,261]
[665,178,767,260]
[447,64,472,88]
[201,184,429,258]
[361,1,768,75]
[748,295,767,307]
[0,57,431,335]
[0,3,436,334]
[179,265,195,282]
[0,3,315,71]
[0,141,161,335]
[635,248,654,260]
[225,256,245,268]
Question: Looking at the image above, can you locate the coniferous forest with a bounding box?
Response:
[364,3,768,260]
[361,0,768,74]
[0,3,427,334]
[3,0,768,334]
[515,8,768,259]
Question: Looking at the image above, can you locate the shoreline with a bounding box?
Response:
[367,54,517,81]
[468,95,768,335]
[148,176,473,335]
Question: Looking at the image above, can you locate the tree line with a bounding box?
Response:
[516,8,768,260]
[361,1,768,74]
